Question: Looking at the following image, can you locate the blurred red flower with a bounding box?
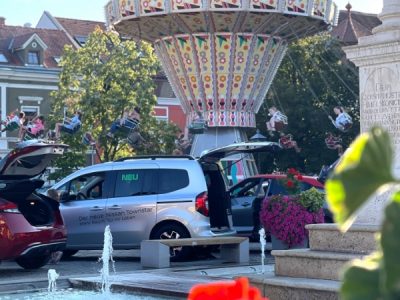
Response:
[286,180,294,188]
[188,277,268,300]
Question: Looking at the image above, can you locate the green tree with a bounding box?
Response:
[255,33,360,174]
[48,28,179,180]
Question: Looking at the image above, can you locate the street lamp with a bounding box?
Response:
[250,129,267,142]
[250,129,267,174]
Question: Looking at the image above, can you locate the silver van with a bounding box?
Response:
[49,141,280,260]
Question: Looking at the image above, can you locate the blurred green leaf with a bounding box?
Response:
[381,198,400,298]
[326,127,394,230]
[340,253,381,300]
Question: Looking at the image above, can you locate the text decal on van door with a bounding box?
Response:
[122,173,139,181]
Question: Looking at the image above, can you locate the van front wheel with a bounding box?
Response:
[151,224,191,261]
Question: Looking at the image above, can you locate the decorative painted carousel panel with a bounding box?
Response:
[176,13,208,32]
[139,0,166,15]
[214,34,233,111]
[105,1,117,26]
[240,12,270,33]
[193,34,215,112]
[245,42,274,111]
[161,38,196,110]
[154,44,191,113]
[230,34,252,111]
[250,39,286,103]
[328,2,338,24]
[285,0,309,14]
[118,0,136,17]
[250,0,278,11]
[210,12,240,32]
[175,35,204,111]
[210,0,242,9]
[313,0,327,18]
[171,0,203,10]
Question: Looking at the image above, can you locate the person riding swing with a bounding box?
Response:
[187,111,207,134]
[19,115,45,141]
[1,110,25,132]
[325,132,343,156]
[51,110,82,140]
[106,106,141,139]
[278,132,301,153]
[328,106,353,133]
[266,106,288,136]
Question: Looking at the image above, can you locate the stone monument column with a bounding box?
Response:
[344,0,400,225]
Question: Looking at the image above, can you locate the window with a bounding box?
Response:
[114,169,157,197]
[0,53,8,63]
[53,56,61,64]
[27,51,40,65]
[65,172,106,201]
[74,36,87,46]
[232,179,261,197]
[158,169,189,194]
[21,106,39,122]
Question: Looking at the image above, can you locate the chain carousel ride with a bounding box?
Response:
[105,0,338,177]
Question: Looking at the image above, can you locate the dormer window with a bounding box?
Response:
[27,51,40,65]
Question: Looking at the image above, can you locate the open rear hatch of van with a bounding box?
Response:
[199,141,281,233]
[0,140,67,226]
[0,140,67,179]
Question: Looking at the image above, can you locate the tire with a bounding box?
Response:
[16,254,51,269]
[62,250,79,259]
[151,223,191,261]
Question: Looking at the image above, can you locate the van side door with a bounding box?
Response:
[105,164,158,247]
[58,171,110,249]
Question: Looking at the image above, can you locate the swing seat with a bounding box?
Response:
[23,129,45,141]
[82,132,95,146]
[122,118,140,130]
[188,121,206,134]
[274,121,287,132]
[61,123,81,134]
[342,122,353,132]
[127,131,143,147]
[3,122,20,132]
[114,119,140,141]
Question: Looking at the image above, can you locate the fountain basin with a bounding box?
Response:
[0,288,177,300]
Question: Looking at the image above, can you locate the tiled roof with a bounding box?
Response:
[332,6,381,45]
[55,17,106,38]
[0,25,74,67]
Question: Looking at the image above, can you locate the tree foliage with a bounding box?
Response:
[254,33,360,175]
[48,28,179,180]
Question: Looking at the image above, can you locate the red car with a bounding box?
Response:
[0,140,67,269]
[229,173,330,241]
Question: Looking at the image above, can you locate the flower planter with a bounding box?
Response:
[271,234,309,250]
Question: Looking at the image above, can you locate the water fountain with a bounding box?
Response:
[99,225,115,294]
[0,226,171,299]
[48,269,60,293]
[258,228,266,274]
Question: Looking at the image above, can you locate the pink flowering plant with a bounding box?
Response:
[260,169,325,247]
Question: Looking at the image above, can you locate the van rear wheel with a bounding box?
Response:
[151,224,191,261]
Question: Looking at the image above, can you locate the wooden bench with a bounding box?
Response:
[140,237,249,268]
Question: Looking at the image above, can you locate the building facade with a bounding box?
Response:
[0,17,74,156]
[36,11,186,132]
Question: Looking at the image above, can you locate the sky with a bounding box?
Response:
[1,0,383,27]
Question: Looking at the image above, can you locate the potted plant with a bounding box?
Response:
[260,169,325,249]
